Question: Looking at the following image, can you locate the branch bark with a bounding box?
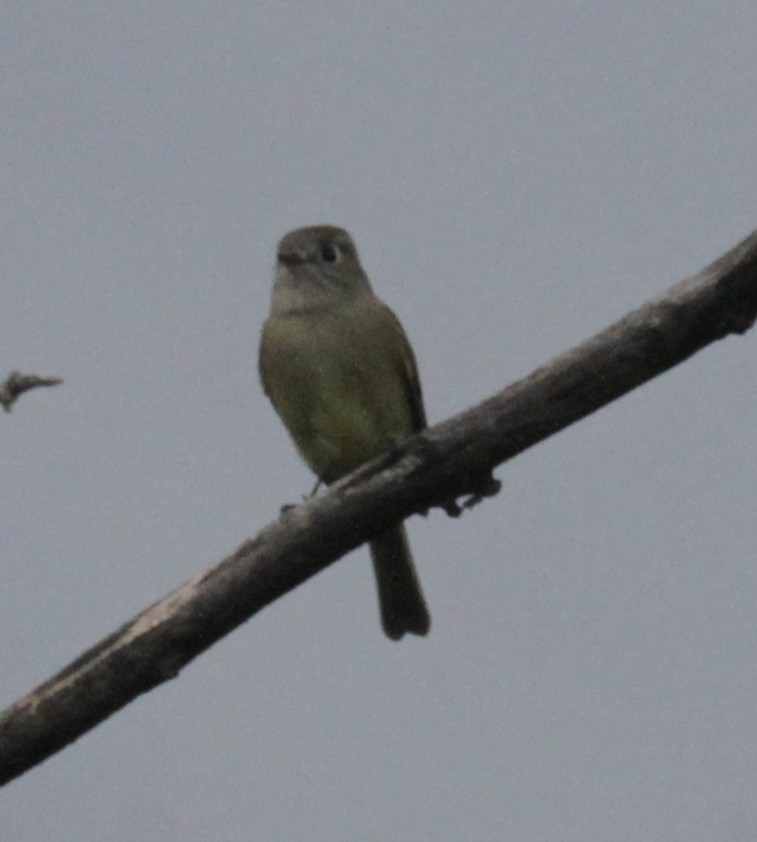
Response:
[2,230,756,786]
[0,371,61,412]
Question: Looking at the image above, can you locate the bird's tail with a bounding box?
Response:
[369,524,430,640]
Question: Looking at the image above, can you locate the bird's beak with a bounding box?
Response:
[278,250,306,267]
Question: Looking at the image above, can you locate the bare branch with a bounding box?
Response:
[1,229,756,786]
[0,371,62,412]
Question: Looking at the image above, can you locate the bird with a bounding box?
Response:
[259,225,430,639]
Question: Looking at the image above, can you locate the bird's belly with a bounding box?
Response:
[294,386,398,482]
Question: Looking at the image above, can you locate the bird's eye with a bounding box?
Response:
[321,244,338,263]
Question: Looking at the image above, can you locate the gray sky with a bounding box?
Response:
[3,3,757,840]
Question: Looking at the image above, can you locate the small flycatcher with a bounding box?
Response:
[259,225,430,640]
